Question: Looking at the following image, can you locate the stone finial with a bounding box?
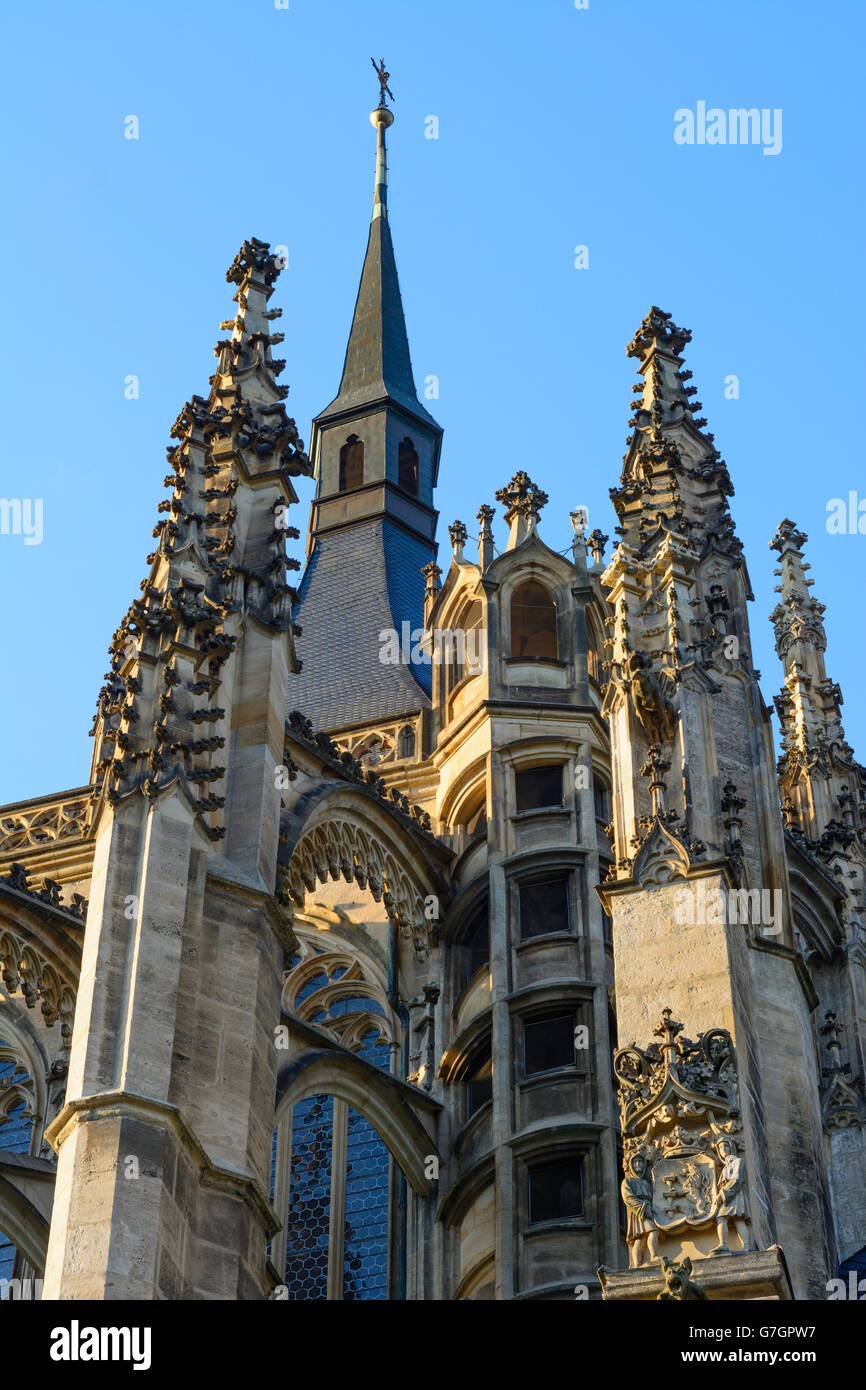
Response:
[421,560,442,598]
[477,504,495,570]
[640,743,670,817]
[494,471,548,550]
[588,528,608,566]
[225,237,283,290]
[626,305,692,364]
[721,781,746,830]
[769,517,808,555]
[448,520,468,562]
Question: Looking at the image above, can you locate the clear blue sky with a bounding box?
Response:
[1,0,863,804]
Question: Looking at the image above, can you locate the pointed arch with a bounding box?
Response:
[397,437,419,495]
[510,579,558,660]
[338,434,365,492]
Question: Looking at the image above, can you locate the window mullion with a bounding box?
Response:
[327,1099,348,1299]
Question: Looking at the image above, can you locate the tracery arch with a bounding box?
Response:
[279,802,442,962]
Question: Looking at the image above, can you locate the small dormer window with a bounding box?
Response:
[339,434,364,492]
[510,580,558,659]
[398,438,419,495]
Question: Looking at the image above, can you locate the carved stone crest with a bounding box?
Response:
[614,1008,755,1266]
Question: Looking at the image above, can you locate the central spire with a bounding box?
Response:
[316,73,438,429]
[291,69,442,732]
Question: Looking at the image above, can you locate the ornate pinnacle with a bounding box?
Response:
[769,517,808,554]
[652,1007,685,1080]
[421,560,442,598]
[820,1011,845,1057]
[225,238,282,289]
[477,504,496,570]
[495,470,548,519]
[721,780,746,824]
[495,471,548,550]
[626,306,692,363]
[639,742,670,817]
[588,528,609,566]
[448,519,468,558]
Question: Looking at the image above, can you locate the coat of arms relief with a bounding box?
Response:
[614,1008,756,1268]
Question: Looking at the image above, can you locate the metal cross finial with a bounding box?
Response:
[371,55,394,107]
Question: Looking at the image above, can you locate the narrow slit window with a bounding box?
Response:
[460,908,489,992]
[465,1047,493,1119]
[397,437,419,495]
[339,434,364,492]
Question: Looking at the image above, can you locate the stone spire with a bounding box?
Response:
[769,519,864,845]
[316,95,438,431]
[46,239,312,1301]
[291,81,442,729]
[612,306,742,575]
[89,238,311,846]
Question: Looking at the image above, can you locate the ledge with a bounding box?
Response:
[598,1245,793,1301]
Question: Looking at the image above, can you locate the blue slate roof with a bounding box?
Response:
[288,518,433,730]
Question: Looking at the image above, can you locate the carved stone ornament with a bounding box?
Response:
[614,1008,756,1267]
[626,651,678,746]
[657,1255,708,1301]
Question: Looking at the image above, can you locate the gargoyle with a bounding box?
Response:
[657,1256,708,1301]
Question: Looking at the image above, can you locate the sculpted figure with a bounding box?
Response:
[622,1153,659,1267]
[709,1137,755,1253]
[626,651,677,745]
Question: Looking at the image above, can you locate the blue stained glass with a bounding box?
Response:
[1,1044,34,1157]
[284,1095,333,1300]
[0,1042,34,1292]
[343,1104,389,1300]
[0,1229,16,1287]
[294,971,330,1006]
[0,1100,32,1156]
[328,995,385,1019]
[343,1027,391,1300]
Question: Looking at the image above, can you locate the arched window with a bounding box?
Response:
[510,580,558,660]
[593,774,611,824]
[1,1034,37,1288]
[587,617,602,684]
[398,725,415,760]
[275,935,396,1301]
[397,438,419,495]
[443,600,484,702]
[338,434,364,492]
[459,906,489,994]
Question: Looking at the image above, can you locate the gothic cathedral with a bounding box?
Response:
[1,92,864,1303]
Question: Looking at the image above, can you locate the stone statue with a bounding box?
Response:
[626,651,678,745]
[709,1137,755,1253]
[621,1153,659,1268]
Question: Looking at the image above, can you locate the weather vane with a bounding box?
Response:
[371,55,394,108]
